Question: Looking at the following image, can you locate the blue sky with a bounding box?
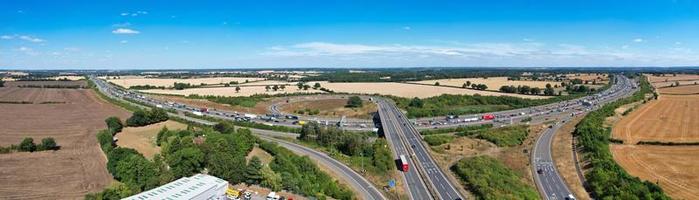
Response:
[1,0,699,69]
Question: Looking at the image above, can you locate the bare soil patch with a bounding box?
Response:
[279,98,378,119]
[611,95,699,144]
[647,74,699,83]
[246,146,274,165]
[116,120,187,159]
[611,145,699,199]
[4,80,88,88]
[0,87,130,199]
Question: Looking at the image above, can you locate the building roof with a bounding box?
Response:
[124,174,228,200]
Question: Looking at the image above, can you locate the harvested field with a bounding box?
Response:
[611,95,699,144]
[658,85,699,95]
[652,80,699,88]
[319,82,551,99]
[115,120,187,159]
[142,86,323,97]
[239,80,294,86]
[4,80,88,88]
[148,94,275,114]
[106,77,265,88]
[0,87,130,199]
[564,73,609,82]
[411,77,561,90]
[647,74,699,83]
[611,145,699,199]
[279,98,378,119]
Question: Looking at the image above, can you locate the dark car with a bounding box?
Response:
[537,169,543,174]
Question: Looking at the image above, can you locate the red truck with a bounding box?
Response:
[399,155,409,172]
[482,114,495,120]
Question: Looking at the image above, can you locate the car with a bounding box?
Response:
[537,169,543,174]
[565,194,576,200]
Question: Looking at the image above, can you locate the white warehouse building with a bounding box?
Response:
[124,174,228,200]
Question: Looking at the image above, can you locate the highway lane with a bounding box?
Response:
[379,100,463,200]
[90,76,387,200]
[531,75,636,200]
[378,101,433,200]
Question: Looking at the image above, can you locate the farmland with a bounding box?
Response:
[647,74,699,84]
[142,85,323,97]
[105,76,265,88]
[115,120,187,159]
[0,81,130,199]
[318,82,551,99]
[609,75,699,199]
[611,95,699,144]
[611,145,699,199]
[411,77,561,91]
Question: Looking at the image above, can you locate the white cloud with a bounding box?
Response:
[19,35,45,43]
[403,26,411,30]
[1,35,13,40]
[120,40,128,44]
[112,22,131,27]
[633,38,645,43]
[121,11,148,17]
[15,46,39,55]
[112,28,140,34]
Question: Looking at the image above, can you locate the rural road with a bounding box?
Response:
[91,76,387,200]
[531,75,637,200]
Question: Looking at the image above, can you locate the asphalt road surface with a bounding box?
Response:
[531,75,636,200]
[378,99,463,200]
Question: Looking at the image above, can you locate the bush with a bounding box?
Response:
[476,125,529,147]
[451,156,539,199]
[346,96,363,108]
[423,135,455,146]
[18,138,37,152]
[126,108,169,127]
[38,137,58,151]
[105,116,124,133]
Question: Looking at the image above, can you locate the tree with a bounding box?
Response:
[0,80,4,87]
[409,97,424,108]
[462,83,468,88]
[313,82,321,89]
[235,86,241,93]
[544,87,555,96]
[265,85,271,91]
[167,147,205,178]
[296,82,304,90]
[434,82,440,86]
[530,87,541,95]
[272,85,279,91]
[39,137,58,151]
[19,138,36,152]
[280,85,286,90]
[346,96,363,108]
[244,156,263,184]
[208,152,246,184]
[115,154,160,192]
[126,110,149,126]
[302,85,311,90]
[260,165,282,191]
[105,116,124,133]
[213,121,235,134]
[466,81,471,87]
[372,139,393,172]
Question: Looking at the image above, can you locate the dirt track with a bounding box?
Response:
[0,85,130,199]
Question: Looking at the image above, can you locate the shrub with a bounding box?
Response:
[18,138,37,152]
[451,156,539,199]
[423,135,455,146]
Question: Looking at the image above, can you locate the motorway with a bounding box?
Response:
[378,99,463,200]
[531,75,637,200]
[90,76,387,200]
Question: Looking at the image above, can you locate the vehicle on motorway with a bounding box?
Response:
[192,111,204,116]
[482,114,495,120]
[399,155,409,172]
[566,194,577,200]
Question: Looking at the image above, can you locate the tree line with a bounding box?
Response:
[90,117,354,200]
[125,108,169,127]
[0,137,59,154]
